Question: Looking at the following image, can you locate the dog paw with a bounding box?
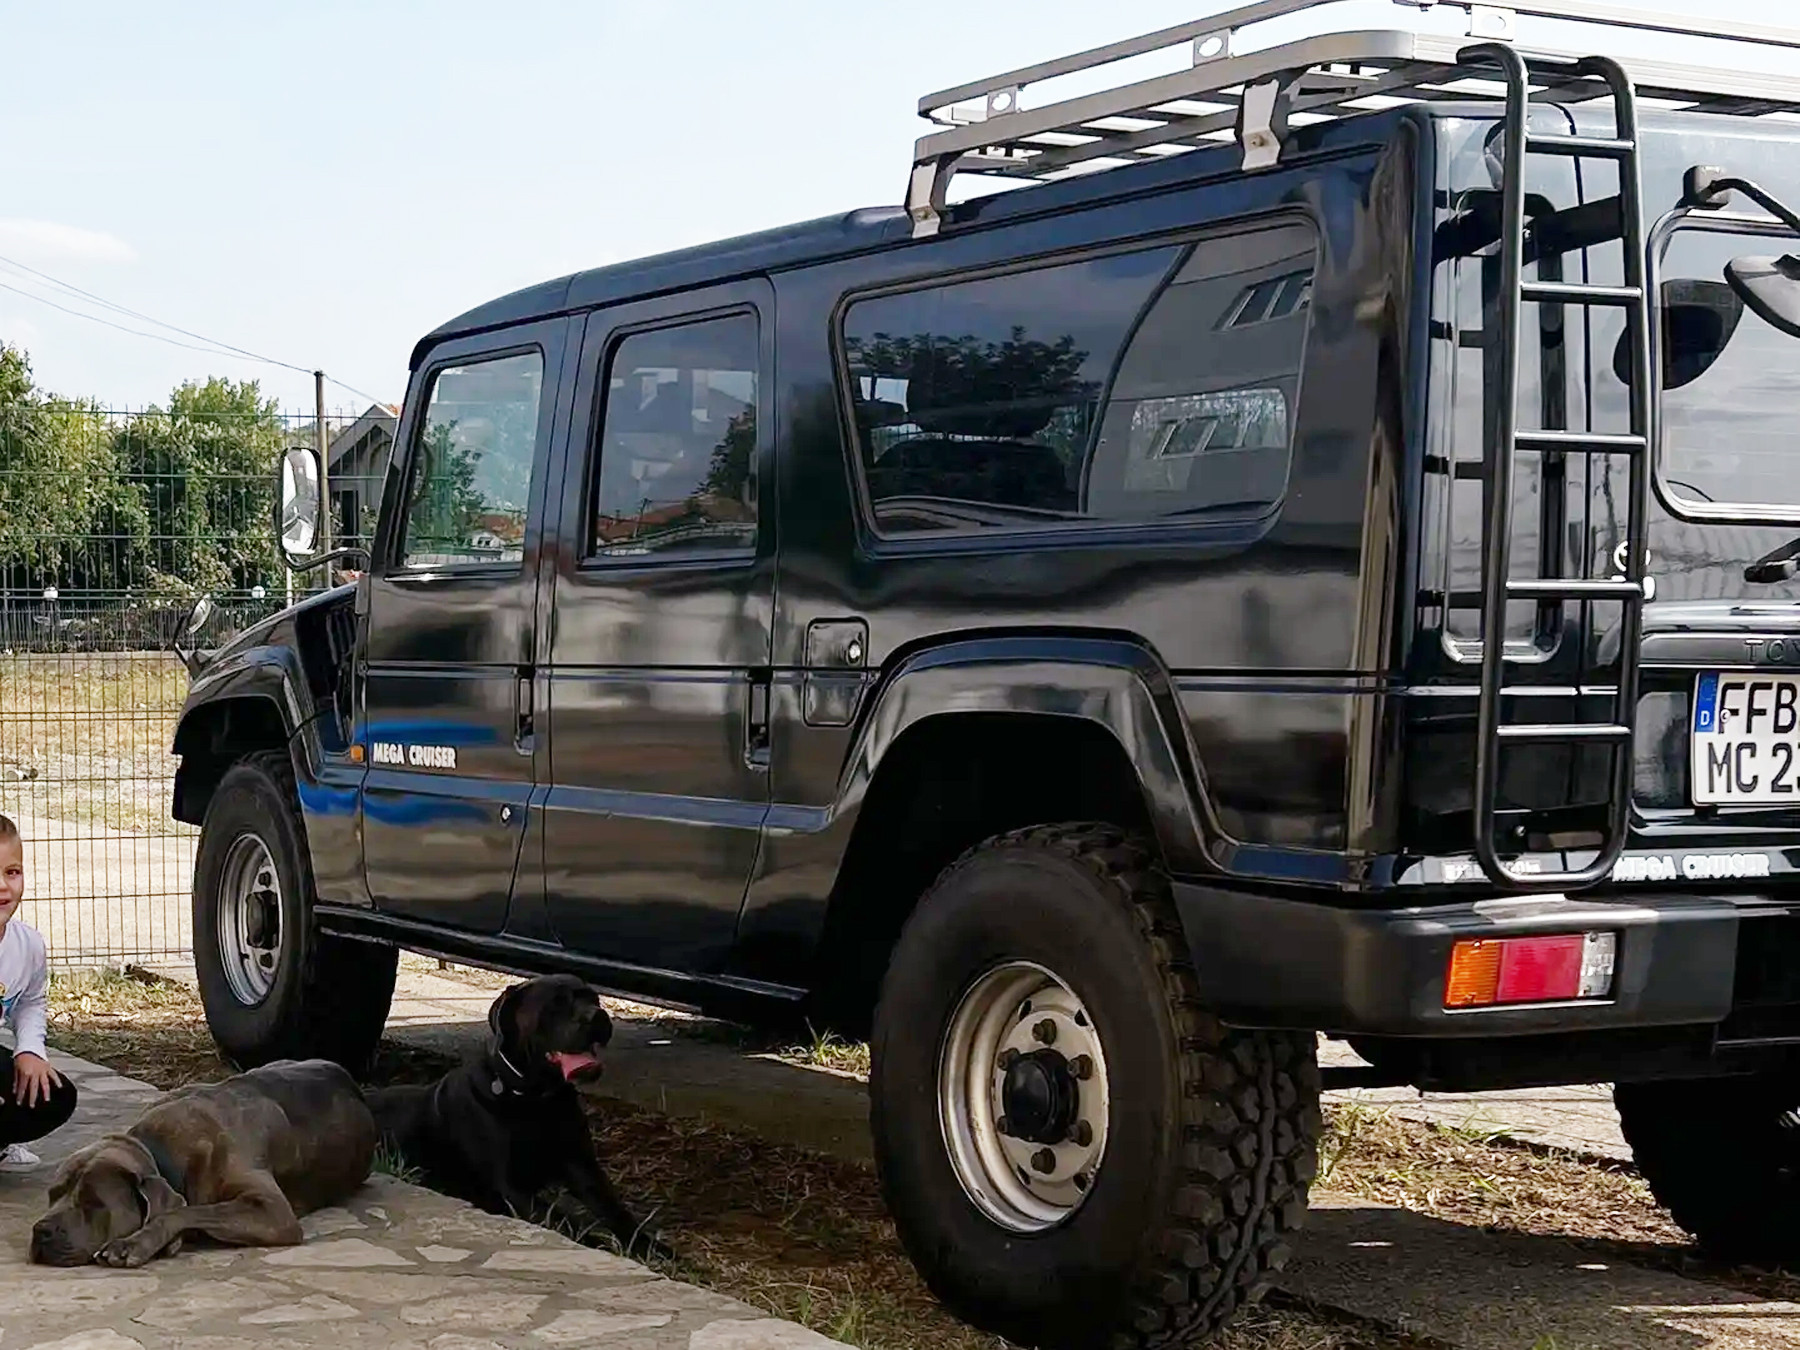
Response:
[96,1239,149,1269]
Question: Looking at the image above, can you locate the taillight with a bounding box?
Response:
[1443,932,1617,1008]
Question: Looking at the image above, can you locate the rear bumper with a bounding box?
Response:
[1172,881,1753,1037]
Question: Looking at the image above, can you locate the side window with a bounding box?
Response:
[839,220,1316,537]
[398,350,544,569]
[590,314,759,558]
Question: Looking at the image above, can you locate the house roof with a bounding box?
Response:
[327,403,400,472]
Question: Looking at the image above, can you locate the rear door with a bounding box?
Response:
[360,319,570,932]
[539,282,775,973]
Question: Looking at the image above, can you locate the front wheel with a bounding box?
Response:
[870,824,1321,1350]
[192,750,397,1074]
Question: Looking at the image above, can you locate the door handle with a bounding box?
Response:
[514,668,535,756]
[745,672,771,770]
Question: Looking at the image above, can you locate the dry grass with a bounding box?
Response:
[45,968,1418,1350]
[0,651,187,832]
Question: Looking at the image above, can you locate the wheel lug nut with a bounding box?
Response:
[1070,1054,1093,1079]
[1033,1019,1057,1045]
[1071,1120,1093,1147]
[998,1048,1020,1070]
[1031,1148,1056,1175]
[996,1116,1012,1137]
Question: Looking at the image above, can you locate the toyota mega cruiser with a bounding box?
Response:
[167,2,1800,1344]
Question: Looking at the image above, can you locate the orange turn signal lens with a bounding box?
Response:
[1444,939,1505,1008]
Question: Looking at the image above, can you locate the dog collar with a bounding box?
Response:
[490,1046,529,1098]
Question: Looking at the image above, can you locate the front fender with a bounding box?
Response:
[173,644,319,783]
[838,635,1221,874]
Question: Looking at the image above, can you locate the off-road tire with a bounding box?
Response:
[192,749,397,1074]
[869,823,1321,1350]
[1616,1073,1800,1262]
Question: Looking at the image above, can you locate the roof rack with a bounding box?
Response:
[905,0,1800,236]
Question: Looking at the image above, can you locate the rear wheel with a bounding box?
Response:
[869,824,1321,1349]
[1616,1073,1800,1261]
[192,750,396,1074]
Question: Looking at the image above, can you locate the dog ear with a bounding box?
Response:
[45,1145,93,1202]
[487,985,522,1048]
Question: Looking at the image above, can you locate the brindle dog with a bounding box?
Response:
[31,1058,375,1267]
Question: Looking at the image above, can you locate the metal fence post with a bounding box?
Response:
[315,370,330,559]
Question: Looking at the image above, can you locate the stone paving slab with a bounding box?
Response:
[0,1050,844,1349]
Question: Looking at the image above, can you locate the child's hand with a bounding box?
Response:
[13,1052,61,1108]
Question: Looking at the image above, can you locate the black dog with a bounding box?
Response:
[367,973,669,1260]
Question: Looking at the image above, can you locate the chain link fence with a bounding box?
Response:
[0,398,391,968]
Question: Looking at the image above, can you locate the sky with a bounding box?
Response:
[1,0,1795,414]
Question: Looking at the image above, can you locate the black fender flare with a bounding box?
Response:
[832,634,1222,875]
[171,644,322,799]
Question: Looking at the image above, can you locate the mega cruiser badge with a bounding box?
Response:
[370,741,458,770]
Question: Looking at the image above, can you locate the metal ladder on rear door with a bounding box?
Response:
[1465,43,1654,890]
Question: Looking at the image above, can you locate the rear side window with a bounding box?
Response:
[398,350,544,569]
[839,219,1317,537]
[589,313,759,558]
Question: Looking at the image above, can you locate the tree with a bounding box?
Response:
[113,376,285,596]
[844,327,1095,440]
[403,420,488,557]
[702,409,756,508]
[0,344,150,596]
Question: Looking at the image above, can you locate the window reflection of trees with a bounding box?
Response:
[592,317,759,557]
[842,224,1316,536]
[402,352,542,568]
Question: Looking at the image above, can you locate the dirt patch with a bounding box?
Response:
[46,970,1418,1350]
[1318,1098,1800,1307]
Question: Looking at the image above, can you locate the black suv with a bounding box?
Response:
[171,4,1800,1345]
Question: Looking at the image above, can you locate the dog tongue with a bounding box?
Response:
[550,1050,601,1081]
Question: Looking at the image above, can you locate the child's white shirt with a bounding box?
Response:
[0,920,49,1061]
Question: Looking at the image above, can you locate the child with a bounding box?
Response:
[0,813,76,1170]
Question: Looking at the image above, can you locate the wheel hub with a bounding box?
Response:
[1001,1049,1080,1145]
[218,833,282,1007]
[938,962,1111,1233]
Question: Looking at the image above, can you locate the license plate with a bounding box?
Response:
[1691,672,1800,804]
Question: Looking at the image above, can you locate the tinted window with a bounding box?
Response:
[590,314,758,557]
[840,221,1316,536]
[1655,227,1800,511]
[399,350,543,569]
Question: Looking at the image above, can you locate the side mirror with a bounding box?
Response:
[1725,254,1800,339]
[279,447,322,562]
[171,594,216,677]
[1612,278,1744,391]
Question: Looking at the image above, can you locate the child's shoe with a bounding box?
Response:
[0,1142,41,1170]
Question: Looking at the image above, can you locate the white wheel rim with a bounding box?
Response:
[937,961,1110,1233]
[218,833,282,1006]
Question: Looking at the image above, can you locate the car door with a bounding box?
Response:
[361,319,570,932]
[541,281,774,973]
